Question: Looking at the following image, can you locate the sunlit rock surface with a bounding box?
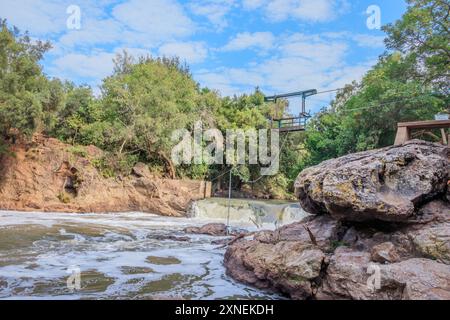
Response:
[225,140,450,300]
[295,140,448,222]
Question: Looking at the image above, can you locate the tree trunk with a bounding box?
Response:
[158,151,176,179]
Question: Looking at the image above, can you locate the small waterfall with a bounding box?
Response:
[191,198,310,229]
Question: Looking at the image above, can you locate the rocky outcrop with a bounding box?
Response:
[294,140,448,222]
[370,242,400,263]
[184,223,247,237]
[184,223,229,236]
[0,135,209,216]
[225,240,325,299]
[318,248,450,300]
[224,140,450,300]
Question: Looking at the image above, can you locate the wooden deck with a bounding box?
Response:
[394,120,450,145]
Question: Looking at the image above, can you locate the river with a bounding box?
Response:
[0,199,308,300]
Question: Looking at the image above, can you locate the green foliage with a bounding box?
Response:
[76,53,211,178]
[1,0,449,200]
[91,157,115,178]
[0,19,52,141]
[91,152,140,178]
[383,0,450,93]
[67,145,88,158]
[298,1,449,171]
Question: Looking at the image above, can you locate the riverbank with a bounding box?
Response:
[0,135,209,216]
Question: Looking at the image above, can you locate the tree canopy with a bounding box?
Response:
[0,0,448,198]
[296,0,449,171]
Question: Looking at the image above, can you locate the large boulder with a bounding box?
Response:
[404,200,450,264]
[224,140,450,300]
[319,247,450,300]
[224,214,342,298]
[224,240,325,299]
[224,199,450,300]
[295,140,448,222]
[253,215,345,251]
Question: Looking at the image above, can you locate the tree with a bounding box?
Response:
[295,0,449,173]
[383,0,450,93]
[0,20,51,146]
[97,53,212,178]
[51,83,98,144]
[300,53,446,170]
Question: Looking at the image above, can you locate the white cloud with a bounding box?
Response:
[0,0,67,35]
[352,34,385,48]
[242,0,266,10]
[243,0,350,23]
[158,41,208,64]
[196,32,375,110]
[57,19,125,49]
[189,0,236,30]
[222,32,275,51]
[48,51,116,82]
[195,70,246,96]
[317,32,386,48]
[112,0,195,40]
[117,47,153,59]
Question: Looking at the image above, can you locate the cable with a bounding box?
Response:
[208,130,292,185]
[246,131,291,184]
[210,166,234,182]
[226,168,232,235]
[336,95,433,113]
[209,94,436,183]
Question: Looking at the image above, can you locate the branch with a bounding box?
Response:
[303,225,318,246]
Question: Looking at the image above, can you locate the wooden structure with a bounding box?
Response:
[394,120,450,146]
[265,89,317,133]
[271,117,307,133]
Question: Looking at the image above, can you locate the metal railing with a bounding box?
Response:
[271,116,308,130]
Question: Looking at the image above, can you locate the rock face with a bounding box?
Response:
[225,240,325,299]
[224,140,450,300]
[0,135,209,216]
[294,140,448,222]
[371,242,400,263]
[318,248,450,300]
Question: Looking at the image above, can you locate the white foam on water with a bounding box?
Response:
[0,209,283,300]
[191,199,310,230]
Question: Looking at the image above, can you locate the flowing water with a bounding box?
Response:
[0,199,308,300]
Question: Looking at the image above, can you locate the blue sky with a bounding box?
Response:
[0,0,407,114]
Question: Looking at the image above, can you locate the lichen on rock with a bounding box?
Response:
[224,140,450,300]
[294,140,448,222]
